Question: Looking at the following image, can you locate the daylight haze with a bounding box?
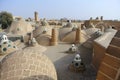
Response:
[0,0,120,20]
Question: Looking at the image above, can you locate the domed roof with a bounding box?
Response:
[59,27,73,40]
[59,28,98,43]
[83,28,99,36]
[24,45,47,53]
[36,34,51,46]
[63,20,73,28]
[0,49,57,80]
[65,22,73,28]
[8,19,33,36]
[62,31,76,43]
[33,26,52,46]
[41,18,49,26]
[33,26,52,38]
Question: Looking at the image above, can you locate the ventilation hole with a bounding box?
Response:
[5,37,6,40]
[17,28,20,31]
[8,44,11,47]
[76,57,78,60]
[81,63,84,65]
[13,46,16,48]
[75,63,79,67]
[9,41,11,43]
[3,42,7,44]
[3,48,7,51]
[43,31,47,34]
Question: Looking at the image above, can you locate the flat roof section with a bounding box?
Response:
[94,30,117,49]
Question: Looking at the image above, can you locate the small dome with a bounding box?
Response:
[59,27,73,41]
[41,18,49,26]
[33,26,52,46]
[63,20,73,28]
[65,22,73,27]
[36,34,51,46]
[0,49,57,80]
[59,28,99,43]
[33,26,52,38]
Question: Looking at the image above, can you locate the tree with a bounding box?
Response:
[0,11,13,29]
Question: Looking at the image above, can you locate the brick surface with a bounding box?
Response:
[0,49,57,80]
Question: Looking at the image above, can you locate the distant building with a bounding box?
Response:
[84,16,120,30]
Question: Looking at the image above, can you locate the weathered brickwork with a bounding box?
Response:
[0,49,57,80]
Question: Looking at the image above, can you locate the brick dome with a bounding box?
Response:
[33,26,52,46]
[33,26,52,38]
[0,49,57,80]
[8,19,33,36]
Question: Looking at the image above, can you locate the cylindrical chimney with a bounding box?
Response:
[75,27,81,44]
[50,28,58,46]
[34,11,39,22]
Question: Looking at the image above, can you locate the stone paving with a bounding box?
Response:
[44,43,97,80]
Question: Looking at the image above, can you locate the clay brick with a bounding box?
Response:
[29,64,36,70]
[9,70,15,77]
[92,42,106,70]
[20,58,26,63]
[115,30,120,38]
[22,64,29,69]
[103,54,120,69]
[30,70,37,75]
[107,45,120,58]
[31,54,37,58]
[75,27,81,44]
[27,59,33,64]
[117,75,120,80]
[0,49,57,80]
[97,71,111,80]
[110,37,120,47]
[22,70,30,76]
[1,72,8,79]
[99,62,117,79]
[34,60,39,65]
[50,28,58,46]
[15,70,22,75]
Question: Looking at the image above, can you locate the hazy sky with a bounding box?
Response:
[0,0,120,20]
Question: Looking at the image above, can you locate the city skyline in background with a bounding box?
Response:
[0,0,120,20]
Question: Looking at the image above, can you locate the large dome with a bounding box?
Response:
[7,19,33,36]
[0,49,57,80]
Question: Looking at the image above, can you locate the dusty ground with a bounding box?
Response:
[44,43,97,80]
